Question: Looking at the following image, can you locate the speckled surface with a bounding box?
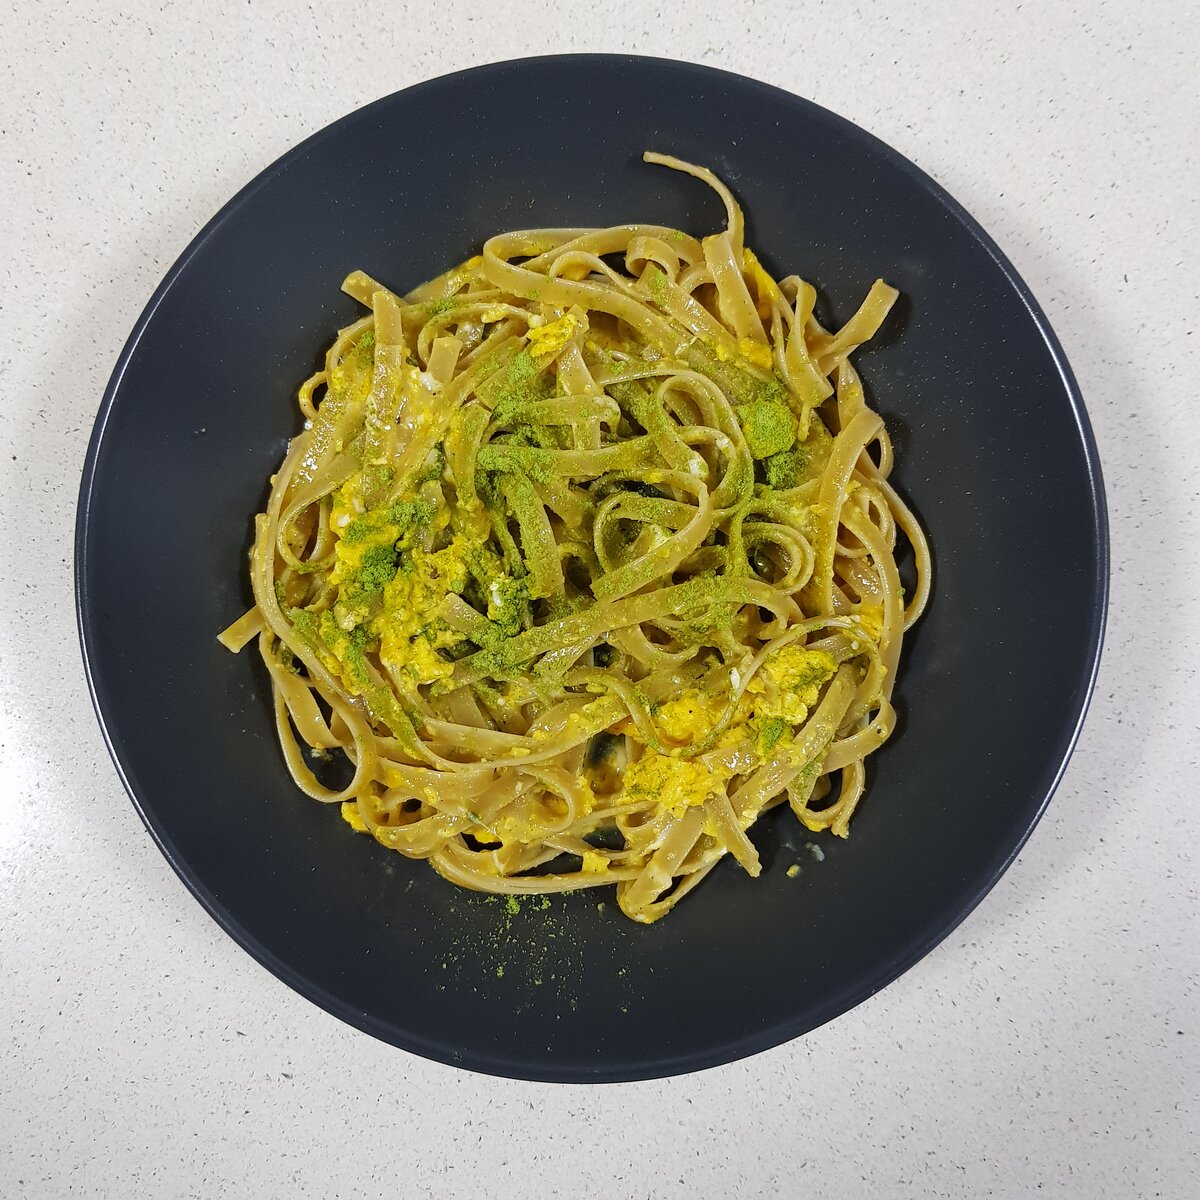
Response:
[1,2,1197,1197]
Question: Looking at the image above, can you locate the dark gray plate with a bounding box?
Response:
[76,56,1107,1082]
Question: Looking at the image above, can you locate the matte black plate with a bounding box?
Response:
[76,56,1107,1082]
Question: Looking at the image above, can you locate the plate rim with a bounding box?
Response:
[75,53,1110,1083]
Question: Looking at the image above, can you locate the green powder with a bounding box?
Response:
[316,613,371,687]
[288,606,319,640]
[474,442,555,486]
[758,716,789,755]
[486,574,531,640]
[763,447,807,489]
[482,348,554,413]
[645,264,669,308]
[385,496,436,534]
[471,639,534,682]
[348,543,399,598]
[687,341,791,409]
[736,399,795,459]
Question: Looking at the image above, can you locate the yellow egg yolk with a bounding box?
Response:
[340,801,369,833]
[373,536,469,686]
[742,248,782,319]
[526,310,589,361]
[714,336,774,371]
[621,750,731,819]
[746,645,839,725]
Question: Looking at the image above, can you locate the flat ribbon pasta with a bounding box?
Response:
[219,153,930,924]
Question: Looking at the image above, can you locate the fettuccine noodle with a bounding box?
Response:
[219,153,930,923]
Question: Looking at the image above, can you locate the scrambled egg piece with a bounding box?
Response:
[329,501,403,590]
[621,750,731,819]
[300,474,474,690]
[655,690,746,752]
[715,336,774,371]
[853,603,885,642]
[340,801,369,833]
[374,536,469,685]
[747,645,839,724]
[580,849,610,874]
[610,651,840,822]
[617,645,840,814]
[655,691,726,743]
[526,310,589,361]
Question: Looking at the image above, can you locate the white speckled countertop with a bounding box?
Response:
[2,2,1197,1196]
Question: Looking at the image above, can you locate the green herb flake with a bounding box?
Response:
[472,639,534,682]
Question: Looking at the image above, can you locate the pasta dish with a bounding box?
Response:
[219,153,930,923]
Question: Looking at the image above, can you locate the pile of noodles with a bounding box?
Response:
[220,153,930,923]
